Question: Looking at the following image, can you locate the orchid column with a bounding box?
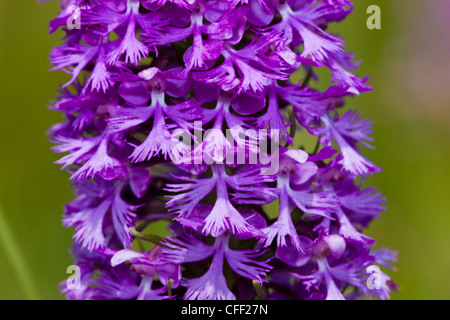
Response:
[48,0,396,300]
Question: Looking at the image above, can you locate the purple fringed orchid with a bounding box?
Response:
[47,0,396,300]
[165,164,273,237]
[159,230,272,300]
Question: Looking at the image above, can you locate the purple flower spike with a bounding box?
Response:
[48,0,395,300]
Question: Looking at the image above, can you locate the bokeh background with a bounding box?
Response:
[0,0,449,299]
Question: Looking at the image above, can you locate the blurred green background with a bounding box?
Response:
[0,0,449,299]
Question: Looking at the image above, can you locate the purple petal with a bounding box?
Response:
[111,249,146,267]
[129,167,151,198]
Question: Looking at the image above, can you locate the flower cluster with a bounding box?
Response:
[48,0,396,300]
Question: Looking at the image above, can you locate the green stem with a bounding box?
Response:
[301,67,313,87]
[0,207,39,299]
[311,139,321,155]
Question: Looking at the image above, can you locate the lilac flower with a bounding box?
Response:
[234,149,338,253]
[47,0,395,300]
[63,178,140,250]
[160,232,272,300]
[313,110,382,175]
[272,1,345,67]
[111,246,182,299]
[165,164,272,236]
